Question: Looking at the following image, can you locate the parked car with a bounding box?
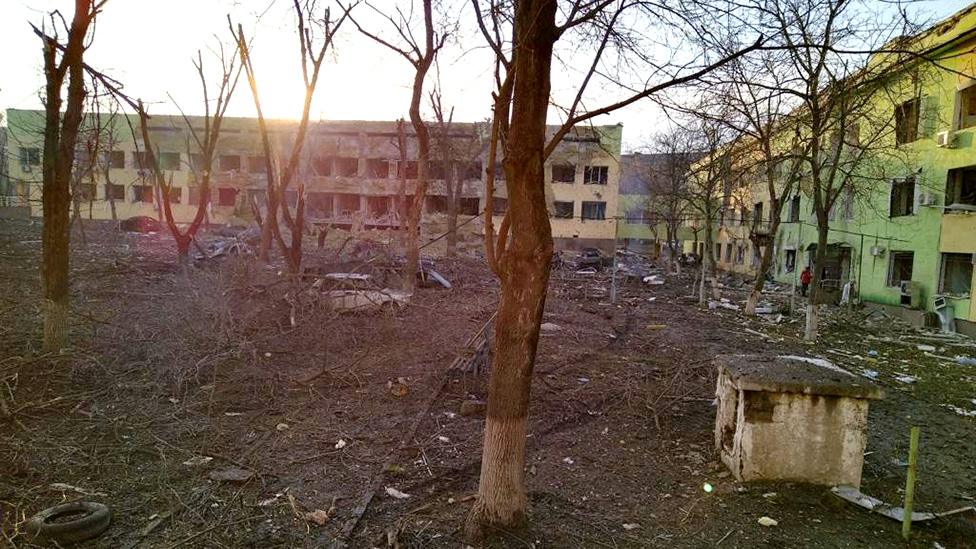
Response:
[571,247,613,270]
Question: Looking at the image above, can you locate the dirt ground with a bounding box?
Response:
[1,218,974,548]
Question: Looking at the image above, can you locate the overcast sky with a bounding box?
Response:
[1,0,972,152]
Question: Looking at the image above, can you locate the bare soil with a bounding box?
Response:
[0,218,974,548]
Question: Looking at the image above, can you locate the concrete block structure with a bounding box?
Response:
[714,354,883,487]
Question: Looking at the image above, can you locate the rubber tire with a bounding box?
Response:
[25,501,111,545]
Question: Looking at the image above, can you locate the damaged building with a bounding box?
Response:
[3,110,623,252]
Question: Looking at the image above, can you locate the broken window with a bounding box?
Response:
[219,155,241,172]
[365,159,390,179]
[895,98,919,145]
[889,177,915,217]
[553,201,574,218]
[216,187,238,207]
[313,156,333,176]
[788,195,801,222]
[957,85,976,129]
[724,243,733,263]
[367,196,390,217]
[132,185,153,203]
[492,197,508,214]
[940,253,973,296]
[104,184,125,201]
[247,155,266,173]
[335,157,359,177]
[306,192,335,217]
[946,166,976,207]
[552,163,576,183]
[583,165,608,185]
[19,147,41,169]
[459,197,480,215]
[107,150,125,169]
[581,201,606,220]
[887,251,914,287]
[74,183,96,202]
[784,249,797,273]
[159,152,181,171]
[398,160,418,179]
[458,161,482,180]
[336,193,360,215]
[426,195,448,213]
[187,186,210,205]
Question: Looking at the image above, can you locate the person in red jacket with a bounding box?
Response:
[800,266,812,297]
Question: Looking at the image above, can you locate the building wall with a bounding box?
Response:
[5,110,622,248]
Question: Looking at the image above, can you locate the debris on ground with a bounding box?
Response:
[208,467,254,483]
[385,487,411,499]
[831,485,976,522]
[757,516,779,527]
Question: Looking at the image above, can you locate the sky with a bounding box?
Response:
[1,0,973,153]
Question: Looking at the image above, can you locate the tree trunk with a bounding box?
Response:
[466,0,556,539]
[804,222,829,341]
[404,198,421,292]
[446,179,459,257]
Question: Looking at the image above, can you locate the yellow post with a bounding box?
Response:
[902,426,921,540]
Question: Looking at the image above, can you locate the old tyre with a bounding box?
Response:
[25,501,111,545]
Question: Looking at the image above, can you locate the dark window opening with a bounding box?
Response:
[167,186,182,204]
[335,157,359,177]
[552,164,576,183]
[398,160,418,179]
[19,147,41,167]
[367,196,391,217]
[425,195,448,213]
[190,153,207,173]
[74,183,96,202]
[134,151,153,170]
[724,243,733,263]
[307,192,334,217]
[789,195,801,222]
[895,98,920,145]
[217,187,238,206]
[313,156,333,176]
[581,201,606,220]
[105,184,125,201]
[365,159,390,179]
[132,185,153,203]
[735,245,745,265]
[940,253,973,295]
[219,155,241,172]
[492,197,508,214]
[583,165,608,185]
[890,177,915,217]
[107,150,125,169]
[160,152,181,170]
[946,166,976,206]
[458,161,482,180]
[336,193,360,215]
[188,186,211,205]
[553,201,574,218]
[459,197,480,215]
[784,249,797,273]
[492,163,506,181]
[247,155,266,173]
[887,251,914,287]
[428,162,446,180]
[957,86,976,129]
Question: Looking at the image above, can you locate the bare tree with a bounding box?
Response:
[31,0,105,352]
[232,0,353,273]
[135,47,242,265]
[464,0,764,539]
[645,132,699,274]
[349,0,448,291]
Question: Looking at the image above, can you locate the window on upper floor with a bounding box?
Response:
[887,251,914,287]
[398,160,418,180]
[134,151,153,170]
[132,184,153,203]
[583,165,608,185]
[105,184,125,201]
[458,161,482,181]
[74,183,96,202]
[889,177,915,218]
[107,150,125,169]
[335,157,359,177]
[459,197,480,215]
[788,195,801,222]
[19,147,41,169]
[365,158,390,179]
[160,152,181,171]
[581,201,606,220]
[552,163,576,183]
[957,85,976,129]
[946,166,976,207]
[219,154,241,172]
[784,249,796,273]
[939,253,973,296]
[553,201,574,219]
[895,98,920,145]
[247,155,266,173]
[217,187,238,206]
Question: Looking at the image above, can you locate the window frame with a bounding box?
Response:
[582,165,609,185]
[580,200,606,220]
[887,251,915,287]
[939,252,973,296]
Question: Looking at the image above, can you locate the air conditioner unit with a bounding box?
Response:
[936,130,954,148]
[869,245,886,257]
[919,193,938,206]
